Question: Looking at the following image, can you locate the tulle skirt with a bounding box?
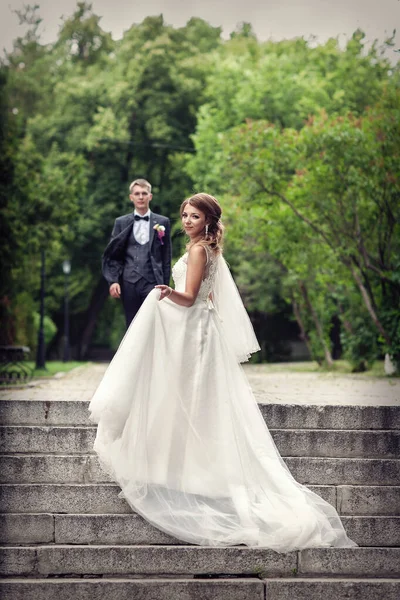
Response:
[89,289,356,552]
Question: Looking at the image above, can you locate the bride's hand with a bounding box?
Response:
[155,285,173,300]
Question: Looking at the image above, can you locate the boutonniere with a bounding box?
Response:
[154,223,166,245]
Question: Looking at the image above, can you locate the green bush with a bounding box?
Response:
[32,312,58,348]
[381,307,400,373]
[340,317,378,372]
[92,297,126,351]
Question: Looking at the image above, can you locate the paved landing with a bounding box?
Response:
[246,365,400,406]
[0,363,399,406]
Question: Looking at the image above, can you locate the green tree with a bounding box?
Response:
[215,85,400,367]
[187,32,395,190]
[56,1,113,64]
[2,5,222,356]
[4,5,398,366]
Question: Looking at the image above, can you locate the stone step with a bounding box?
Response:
[0,546,399,578]
[0,483,331,514]
[0,426,96,454]
[1,400,399,429]
[2,426,398,458]
[287,456,400,486]
[1,513,399,547]
[273,429,400,458]
[343,516,400,547]
[0,483,398,516]
[1,578,400,600]
[0,578,264,600]
[0,454,112,484]
[0,483,130,515]
[1,454,399,485]
[264,579,400,599]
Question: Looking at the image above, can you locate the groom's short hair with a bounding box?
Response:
[129,178,152,193]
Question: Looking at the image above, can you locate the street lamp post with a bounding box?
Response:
[62,260,71,362]
[35,249,46,369]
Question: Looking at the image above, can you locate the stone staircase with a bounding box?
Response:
[0,396,399,599]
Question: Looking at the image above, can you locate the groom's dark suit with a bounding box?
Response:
[102,211,171,327]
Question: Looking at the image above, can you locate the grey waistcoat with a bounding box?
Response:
[123,231,155,284]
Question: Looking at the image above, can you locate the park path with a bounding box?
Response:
[1,362,399,406]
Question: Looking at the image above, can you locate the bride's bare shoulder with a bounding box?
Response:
[188,243,207,260]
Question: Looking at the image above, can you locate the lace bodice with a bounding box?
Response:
[172,248,218,303]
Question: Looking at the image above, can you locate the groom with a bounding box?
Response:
[102,178,172,328]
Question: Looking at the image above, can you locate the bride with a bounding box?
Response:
[89,193,356,552]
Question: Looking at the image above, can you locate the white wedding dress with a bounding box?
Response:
[89,249,356,552]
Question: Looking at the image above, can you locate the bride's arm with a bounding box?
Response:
[156,245,206,307]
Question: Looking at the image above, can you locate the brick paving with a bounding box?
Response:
[0,363,399,406]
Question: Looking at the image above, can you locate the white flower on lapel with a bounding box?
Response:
[154,224,166,245]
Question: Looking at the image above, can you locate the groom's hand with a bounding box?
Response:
[109,283,121,298]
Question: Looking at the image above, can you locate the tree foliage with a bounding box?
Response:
[2,2,398,370]
[1,3,221,354]
[202,86,400,367]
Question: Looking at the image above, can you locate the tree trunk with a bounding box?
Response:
[291,297,314,360]
[299,282,334,367]
[77,278,110,359]
[348,264,392,347]
[336,303,354,335]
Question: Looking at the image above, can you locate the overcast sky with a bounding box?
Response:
[1,0,399,57]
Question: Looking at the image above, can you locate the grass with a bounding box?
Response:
[29,361,88,378]
[247,360,398,378]
[1,361,88,382]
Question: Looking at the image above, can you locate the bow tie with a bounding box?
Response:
[134,215,149,221]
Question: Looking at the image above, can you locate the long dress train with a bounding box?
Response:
[89,250,356,552]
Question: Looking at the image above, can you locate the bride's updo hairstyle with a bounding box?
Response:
[180,193,224,254]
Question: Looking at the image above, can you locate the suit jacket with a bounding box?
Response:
[102,212,172,286]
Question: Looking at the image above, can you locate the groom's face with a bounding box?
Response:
[130,185,152,214]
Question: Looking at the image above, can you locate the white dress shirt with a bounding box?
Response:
[133,210,151,245]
